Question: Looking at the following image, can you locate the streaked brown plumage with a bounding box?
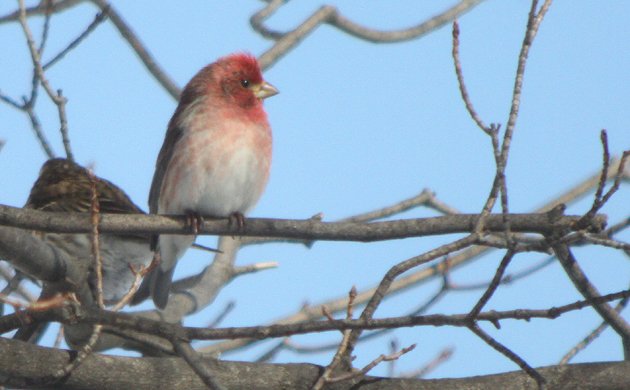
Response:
[25,158,152,305]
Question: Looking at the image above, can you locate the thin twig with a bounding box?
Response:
[500,0,552,166]
[451,255,555,291]
[50,324,103,380]
[469,323,546,389]
[468,249,516,319]
[43,8,110,70]
[340,234,479,365]
[24,103,55,158]
[88,171,104,308]
[37,0,53,56]
[171,339,224,390]
[551,243,630,354]
[277,283,449,357]
[0,264,36,302]
[17,0,73,160]
[208,301,236,328]
[474,125,502,233]
[53,325,65,348]
[560,291,629,365]
[250,0,285,39]
[579,234,630,251]
[231,261,278,277]
[312,287,358,389]
[577,138,630,229]
[451,20,489,133]
[402,347,455,378]
[0,0,81,24]
[326,344,416,384]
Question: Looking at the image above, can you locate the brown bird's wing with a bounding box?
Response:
[26,158,144,215]
[148,122,183,215]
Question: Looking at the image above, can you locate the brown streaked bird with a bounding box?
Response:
[24,158,153,305]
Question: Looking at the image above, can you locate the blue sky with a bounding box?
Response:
[1,0,629,380]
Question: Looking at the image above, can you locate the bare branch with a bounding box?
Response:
[2,336,629,390]
[202,157,625,355]
[577,141,630,229]
[2,288,630,344]
[325,344,416,385]
[551,243,630,356]
[500,0,553,165]
[257,0,486,70]
[451,20,489,133]
[560,292,629,365]
[0,264,36,303]
[468,249,516,319]
[50,324,103,382]
[24,101,56,158]
[43,8,109,70]
[17,0,73,160]
[468,323,546,388]
[171,340,225,390]
[0,206,606,240]
[402,347,455,378]
[0,0,81,24]
[89,0,181,99]
[311,287,358,389]
[88,170,104,309]
[341,234,480,365]
[232,261,278,277]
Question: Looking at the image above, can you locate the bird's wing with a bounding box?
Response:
[26,158,143,215]
[149,122,184,215]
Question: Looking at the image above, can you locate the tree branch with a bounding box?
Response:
[1,337,630,389]
[88,0,181,99]
[0,206,607,240]
[257,0,486,70]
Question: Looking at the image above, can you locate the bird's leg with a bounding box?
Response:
[184,210,204,235]
[228,211,245,232]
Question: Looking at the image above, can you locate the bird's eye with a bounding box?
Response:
[240,79,250,88]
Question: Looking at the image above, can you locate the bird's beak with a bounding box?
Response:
[253,81,279,100]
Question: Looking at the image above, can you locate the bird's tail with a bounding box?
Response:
[131,234,191,309]
[150,267,175,309]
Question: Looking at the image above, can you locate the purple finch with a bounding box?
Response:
[143,53,277,309]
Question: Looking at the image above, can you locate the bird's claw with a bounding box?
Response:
[185,211,204,235]
[228,212,245,234]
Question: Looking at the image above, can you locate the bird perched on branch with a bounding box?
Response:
[139,52,278,309]
[14,158,152,343]
[24,158,153,305]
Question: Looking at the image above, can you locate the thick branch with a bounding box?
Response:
[0,225,73,284]
[1,337,629,390]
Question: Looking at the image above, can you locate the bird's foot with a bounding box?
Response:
[185,210,204,235]
[228,211,245,234]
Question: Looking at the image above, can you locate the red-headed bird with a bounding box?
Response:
[142,53,278,309]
